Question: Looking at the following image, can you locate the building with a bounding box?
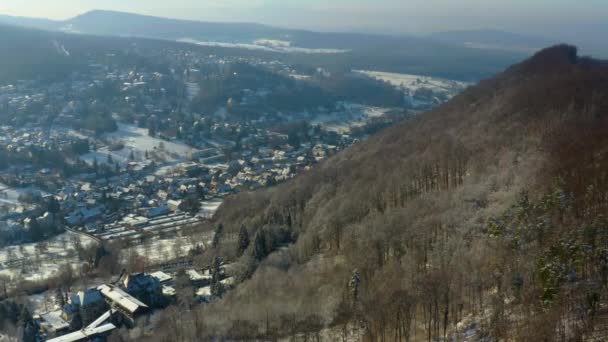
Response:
[48,309,116,342]
[38,310,70,337]
[63,288,106,323]
[46,323,116,342]
[187,269,210,287]
[149,271,173,284]
[98,284,149,320]
[122,273,163,306]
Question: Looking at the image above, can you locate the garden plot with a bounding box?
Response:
[123,234,205,264]
[0,231,98,285]
[0,183,44,205]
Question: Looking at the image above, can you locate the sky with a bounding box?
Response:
[0,0,606,48]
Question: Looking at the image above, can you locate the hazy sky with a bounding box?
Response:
[1,0,606,41]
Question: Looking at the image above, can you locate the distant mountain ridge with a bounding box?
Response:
[0,11,553,54]
[62,10,282,41]
[0,10,529,81]
[430,29,557,53]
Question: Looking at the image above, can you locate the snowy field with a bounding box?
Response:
[124,232,211,265]
[355,70,469,95]
[0,231,98,284]
[0,183,46,210]
[81,124,199,166]
[308,103,392,134]
[178,38,349,54]
[198,198,223,219]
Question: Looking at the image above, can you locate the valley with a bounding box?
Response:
[0,4,605,342]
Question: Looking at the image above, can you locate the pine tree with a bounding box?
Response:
[55,287,66,308]
[19,307,32,326]
[107,153,113,165]
[27,218,43,241]
[210,256,225,298]
[148,125,156,137]
[211,224,223,249]
[253,230,268,261]
[69,306,83,331]
[47,196,61,214]
[236,225,250,257]
[18,306,36,342]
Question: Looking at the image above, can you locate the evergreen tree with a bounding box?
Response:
[69,306,83,331]
[27,217,43,241]
[253,230,268,261]
[47,196,61,214]
[107,153,113,165]
[18,306,36,342]
[210,256,225,298]
[211,223,223,250]
[129,150,135,161]
[179,195,201,214]
[21,323,37,342]
[19,307,32,326]
[55,287,66,308]
[236,225,250,257]
[148,125,156,137]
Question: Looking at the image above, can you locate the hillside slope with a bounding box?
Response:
[143,45,608,341]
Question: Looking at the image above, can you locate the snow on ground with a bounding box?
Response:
[308,103,392,134]
[81,124,199,166]
[198,198,223,219]
[49,126,88,139]
[289,74,312,81]
[0,182,46,209]
[28,291,60,314]
[0,231,98,285]
[354,70,469,95]
[178,38,349,54]
[124,232,211,265]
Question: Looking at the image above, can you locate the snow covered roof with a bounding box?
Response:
[162,285,176,297]
[187,270,207,281]
[150,271,173,283]
[85,309,115,330]
[45,323,116,342]
[39,310,69,332]
[220,277,235,286]
[196,286,211,297]
[97,284,148,314]
[70,288,103,307]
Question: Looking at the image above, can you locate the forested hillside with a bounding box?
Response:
[140,45,608,341]
[0,25,77,82]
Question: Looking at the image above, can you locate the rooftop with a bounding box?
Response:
[98,284,148,314]
[150,271,173,283]
[46,323,116,342]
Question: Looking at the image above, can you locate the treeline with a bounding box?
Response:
[190,62,406,118]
